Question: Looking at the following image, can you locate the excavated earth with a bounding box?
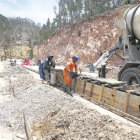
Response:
[36,5,127,67]
[36,1,140,76]
[0,62,140,140]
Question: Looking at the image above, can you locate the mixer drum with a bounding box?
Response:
[126,4,140,40]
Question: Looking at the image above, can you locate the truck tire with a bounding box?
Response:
[120,68,140,85]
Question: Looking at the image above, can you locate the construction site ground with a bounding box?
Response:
[0,61,140,140]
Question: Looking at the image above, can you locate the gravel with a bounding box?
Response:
[32,101,140,140]
[0,62,140,140]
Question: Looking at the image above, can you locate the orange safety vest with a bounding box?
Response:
[63,59,78,86]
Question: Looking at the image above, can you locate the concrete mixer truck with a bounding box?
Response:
[94,4,140,86]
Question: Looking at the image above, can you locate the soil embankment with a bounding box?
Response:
[36,5,130,67]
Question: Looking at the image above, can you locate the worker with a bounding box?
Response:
[63,55,79,94]
[89,63,94,73]
[39,61,45,83]
[44,53,55,84]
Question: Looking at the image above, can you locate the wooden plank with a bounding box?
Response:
[56,72,60,84]
[92,93,100,100]
[73,78,77,92]
[89,83,94,97]
[99,85,104,101]
[110,88,116,106]
[71,78,77,91]
[58,73,61,84]
[75,79,85,93]
[101,87,113,104]
[127,94,140,117]
[102,87,113,98]
[63,76,65,87]
[79,92,140,124]
[92,85,129,112]
[57,72,61,84]
[92,84,101,100]
[92,84,101,95]
[84,82,92,97]
[75,79,80,93]
[60,73,64,85]
[82,80,86,94]
[124,91,130,112]
[113,90,126,111]
[85,82,92,91]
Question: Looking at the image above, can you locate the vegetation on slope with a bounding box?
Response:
[0,0,134,60]
[39,0,134,42]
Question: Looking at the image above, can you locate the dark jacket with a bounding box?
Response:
[44,59,55,71]
[39,62,45,80]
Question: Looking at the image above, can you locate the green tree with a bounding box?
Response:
[39,0,128,43]
[124,0,133,4]
[39,24,47,42]
[28,38,34,59]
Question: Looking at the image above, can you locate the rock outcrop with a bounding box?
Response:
[36,6,127,66]
[36,2,140,68]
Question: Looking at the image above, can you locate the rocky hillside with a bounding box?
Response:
[36,2,139,67]
[36,9,122,66]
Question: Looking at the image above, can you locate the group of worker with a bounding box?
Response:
[39,53,79,95]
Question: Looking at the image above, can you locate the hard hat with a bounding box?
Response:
[73,55,79,61]
[48,53,53,57]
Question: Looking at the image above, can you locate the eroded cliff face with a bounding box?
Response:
[36,6,130,67]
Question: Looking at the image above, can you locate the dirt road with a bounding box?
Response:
[0,62,140,140]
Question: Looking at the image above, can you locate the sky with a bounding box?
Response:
[0,0,58,24]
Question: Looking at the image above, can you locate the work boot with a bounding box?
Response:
[66,86,70,93]
[66,86,73,96]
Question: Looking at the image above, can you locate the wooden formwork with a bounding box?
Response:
[56,70,140,123]
[23,66,140,124]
